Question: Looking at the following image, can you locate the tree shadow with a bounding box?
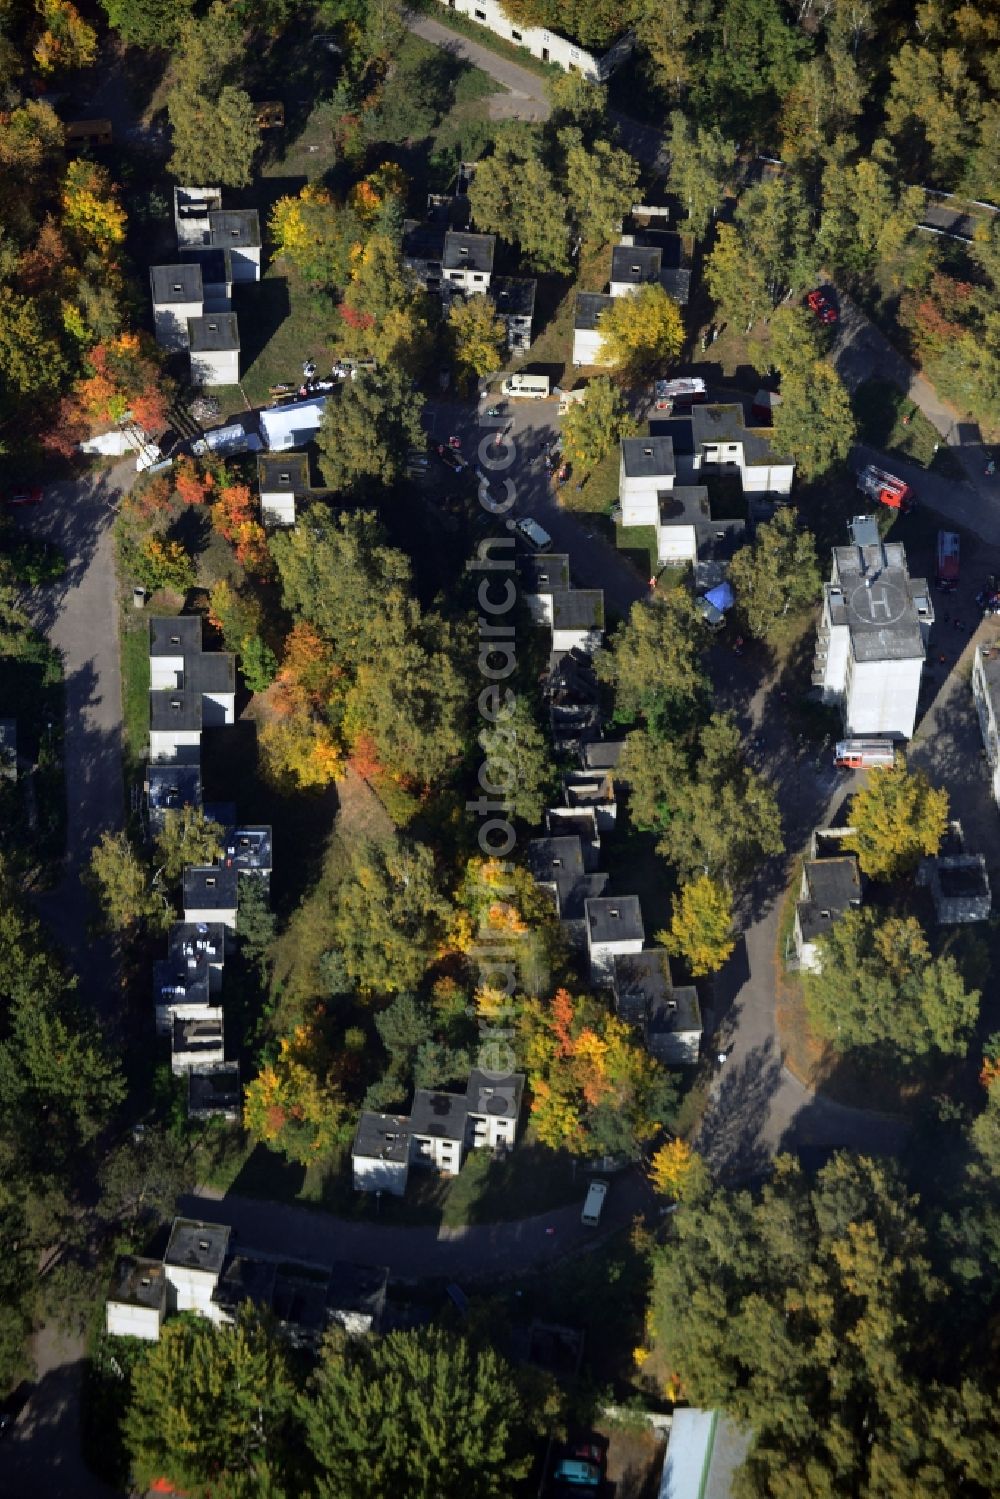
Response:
[695,1039,783,1181]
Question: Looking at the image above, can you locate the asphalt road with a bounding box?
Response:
[405,12,550,120]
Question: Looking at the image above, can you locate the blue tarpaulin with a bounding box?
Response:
[704,582,735,612]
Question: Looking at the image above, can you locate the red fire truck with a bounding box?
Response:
[857,464,915,512]
[936,530,960,591]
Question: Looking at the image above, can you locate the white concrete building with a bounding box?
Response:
[149,689,204,764]
[153,952,218,1035]
[585,895,645,984]
[106,1258,167,1341]
[183,865,239,932]
[490,277,536,351]
[163,1219,231,1321]
[188,313,240,387]
[813,516,933,739]
[352,1112,412,1196]
[972,643,1000,809]
[173,185,222,248]
[209,209,261,282]
[442,230,494,292]
[150,263,203,350]
[613,950,702,1066]
[437,0,633,79]
[792,854,862,973]
[258,452,309,526]
[409,1089,468,1175]
[551,590,604,654]
[572,291,614,366]
[148,617,236,762]
[467,1070,525,1149]
[690,404,794,496]
[620,435,676,528]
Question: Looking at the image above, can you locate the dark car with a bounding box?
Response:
[4,485,43,507]
[806,289,838,325]
[436,444,468,473]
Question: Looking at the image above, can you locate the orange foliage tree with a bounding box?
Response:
[258,623,345,791]
[212,483,270,572]
[45,332,169,457]
[173,456,215,507]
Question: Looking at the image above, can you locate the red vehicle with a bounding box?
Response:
[4,485,43,508]
[806,288,838,325]
[936,530,960,591]
[857,464,914,512]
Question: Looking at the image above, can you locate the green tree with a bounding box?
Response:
[562,131,640,256]
[817,149,925,281]
[728,509,821,638]
[478,692,557,824]
[448,294,506,389]
[546,70,607,132]
[636,0,700,98]
[596,591,708,728]
[316,367,425,493]
[625,715,784,881]
[238,875,276,984]
[806,908,979,1061]
[100,0,193,47]
[650,1153,1000,1496]
[469,129,570,274]
[884,43,982,187]
[704,223,770,332]
[167,3,259,187]
[560,376,634,474]
[766,303,824,380]
[845,761,949,879]
[153,807,224,885]
[695,0,805,141]
[329,836,452,993]
[667,112,737,237]
[124,1309,295,1494]
[771,359,855,479]
[86,831,170,934]
[300,1326,534,1499]
[596,284,684,375]
[0,287,66,402]
[660,874,735,976]
[735,176,816,303]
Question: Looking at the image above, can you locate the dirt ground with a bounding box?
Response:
[603,1424,668,1499]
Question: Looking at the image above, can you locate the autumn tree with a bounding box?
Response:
[666,112,737,236]
[648,1138,709,1201]
[625,715,783,882]
[86,832,170,934]
[736,176,816,304]
[771,360,855,479]
[728,509,821,638]
[316,367,425,492]
[636,0,700,98]
[452,857,566,999]
[300,1326,534,1499]
[660,875,735,977]
[448,294,506,390]
[154,807,223,885]
[560,376,635,474]
[596,591,708,729]
[845,761,949,880]
[339,232,430,370]
[124,1309,295,1495]
[596,284,684,375]
[259,623,343,791]
[521,988,677,1158]
[328,836,452,993]
[212,483,270,572]
[807,908,979,1062]
[650,1153,1000,1496]
[33,0,97,74]
[61,159,127,256]
[243,1019,350,1164]
[269,185,361,290]
[766,303,825,381]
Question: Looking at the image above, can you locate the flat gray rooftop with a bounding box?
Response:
[467,1069,525,1120]
[520,553,570,593]
[258,453,310,492]
[150,688,202,732]
[409,1089,468,1140]
[180,245,230,284]
[622,435,675,480]
[108,1256,167,1311]
[443,229,494,273]
[692,403,789,465]
[188,313,240,353]
[154,954,211,1006]
[611,244,661,284]
[183,864,238,910]
[188,1063,240,1114]
[168,921,226,966]
[209,208,261,248]
[165,1217,230,1274]
[586,895,645,946]
[552,590,604,630]
[354,1111,411,1162]
[491,276,536,316]
[151,263,202,305]
[529,835,585,886]
[574,291,614,330]
[150,615,202,657]
[827,544,929,662]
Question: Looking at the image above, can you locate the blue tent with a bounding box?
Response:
[704,582,735,613]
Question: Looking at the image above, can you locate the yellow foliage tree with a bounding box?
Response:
[259,713,342,791]
[448,293,506,389]
[243,1021,347,1165]
[61,160,126,253]
[659,875,735,978]
[33,0,97,74]
[845,760,949,880]
[596,283,684,375]
[648,1138,709,1201]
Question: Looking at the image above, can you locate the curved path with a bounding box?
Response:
[405,12,550,121]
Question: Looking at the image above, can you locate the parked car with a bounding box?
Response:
[806,288,838,325]
[436,444,467,473]
[511,516,552,551]
[4,485,43,508]
[552,1457,601,1491]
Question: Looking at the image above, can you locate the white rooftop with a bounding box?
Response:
[258,396,327,452]
[658,1409,751,1499]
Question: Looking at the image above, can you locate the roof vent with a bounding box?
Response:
[208,321,218,331]
[643,446,652,455]
[205,876,216,888]
[170,699,181,711]
[460,245,469,256]
[279,471,290,484]
[140,1276,151,1287]
[552,857,562,867]
[631,264,640,274]
[198,1239,210,1252]
[169,634,181,645]
[667,998,677,1012]
[172,282,182,293]
[821,908,831,919]
[609,907,620,918]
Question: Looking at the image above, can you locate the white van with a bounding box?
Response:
[512,516,552,551]
[501,373,550,400]
[581,1179,608,1227]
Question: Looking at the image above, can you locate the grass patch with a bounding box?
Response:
[119,613,153,780]
[615,522,658,580]
[851,378,964,476]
